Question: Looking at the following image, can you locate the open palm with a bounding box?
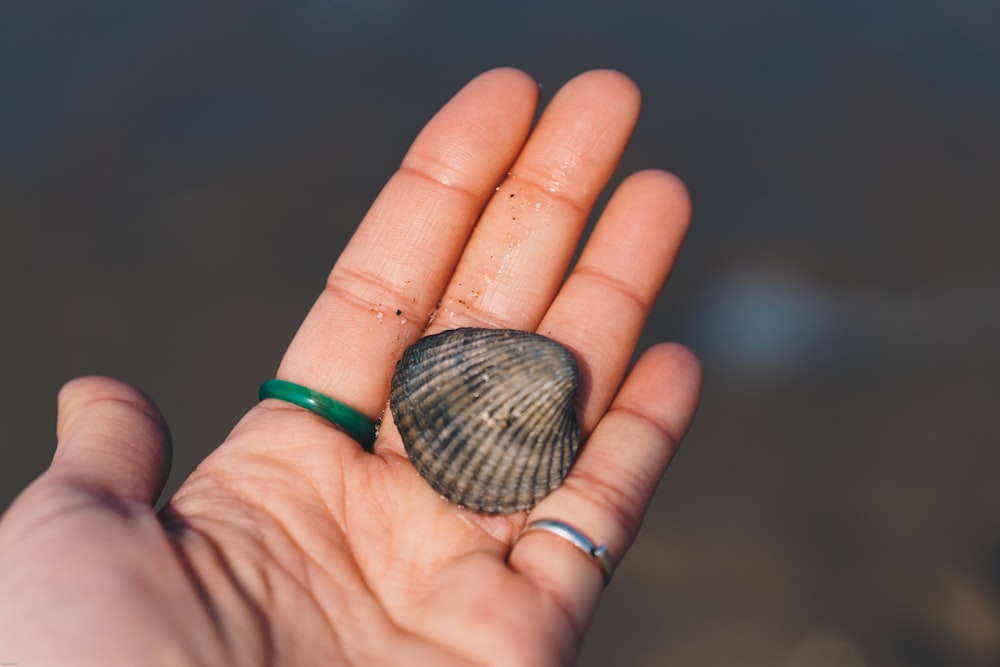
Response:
[0,69,701,666]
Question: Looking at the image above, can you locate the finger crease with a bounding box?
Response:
[433,303,514,332]
[397,161,487,205]
[563,467,642,540]
[608,402,682,455]
[568,264,650,315]
[326,268,433,325]
[505,171,592,219]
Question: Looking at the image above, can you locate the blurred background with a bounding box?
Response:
[2,2,998,665]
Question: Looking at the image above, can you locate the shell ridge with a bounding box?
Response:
[390,327,582,513]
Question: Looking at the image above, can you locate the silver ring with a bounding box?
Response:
[522,519,615,586]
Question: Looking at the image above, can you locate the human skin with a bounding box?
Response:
[0,68,701,666]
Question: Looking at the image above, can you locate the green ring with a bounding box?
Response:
[258,379,377,451]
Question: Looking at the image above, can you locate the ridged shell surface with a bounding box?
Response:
[390,328,581,513]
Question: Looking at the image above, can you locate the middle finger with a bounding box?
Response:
[425,70,642,334]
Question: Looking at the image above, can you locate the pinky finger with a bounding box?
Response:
[509,343,702,625]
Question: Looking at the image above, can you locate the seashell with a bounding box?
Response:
[390,327,581,514]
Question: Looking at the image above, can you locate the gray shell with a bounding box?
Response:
[390,328,581,513]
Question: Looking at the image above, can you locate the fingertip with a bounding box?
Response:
[478,66,537,84]
[627,342,704,444]
[54,376,172,505]
[601,170,693,251]
[57,376,162,436]
[627,169,693,226]
[647,342,703,394]
[537,70,641,140]
[567,69,641,105]
[461,67,541,104]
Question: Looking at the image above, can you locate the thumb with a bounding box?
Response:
[52,376,172,506]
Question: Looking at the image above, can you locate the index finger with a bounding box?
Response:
[275,68,540,423]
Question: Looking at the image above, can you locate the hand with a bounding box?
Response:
[0,68,701,666]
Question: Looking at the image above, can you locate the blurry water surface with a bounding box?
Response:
[2,2,999,665]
